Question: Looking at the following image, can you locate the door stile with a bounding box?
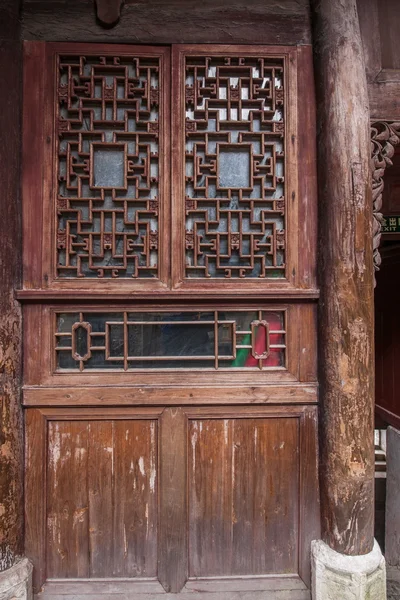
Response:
[158,407,188,592]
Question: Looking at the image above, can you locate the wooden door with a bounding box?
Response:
[21,42,319,599]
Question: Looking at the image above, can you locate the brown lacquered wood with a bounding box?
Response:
[312,0,375,555]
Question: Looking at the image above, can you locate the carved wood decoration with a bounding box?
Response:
[57,53,161,279]
[371,121,400,274]
[183,55,286,279]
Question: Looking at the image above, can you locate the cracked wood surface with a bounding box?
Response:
[311,0,375,555]
[0,0,23,572]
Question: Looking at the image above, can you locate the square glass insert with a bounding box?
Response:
[93,146,125,188]
[218,146,251,189]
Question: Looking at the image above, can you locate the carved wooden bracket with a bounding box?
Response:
[371,121,400,276]
[95,0,124,27]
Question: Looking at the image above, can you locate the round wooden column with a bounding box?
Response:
[0,0,23,571]
[310,0,375,555]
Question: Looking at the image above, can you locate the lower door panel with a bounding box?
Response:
[25,405,319,599]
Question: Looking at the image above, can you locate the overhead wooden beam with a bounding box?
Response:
[311,0,375,555]
[22,0,311,45]
[0,0,23,572]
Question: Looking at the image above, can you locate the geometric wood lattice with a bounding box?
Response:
[56,54,160,278]
[184,55,286,278]
[55,310,286,371]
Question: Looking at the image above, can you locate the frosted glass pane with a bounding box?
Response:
[219,148,250,189]
[93,148,124,188]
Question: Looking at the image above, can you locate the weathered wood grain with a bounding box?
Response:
[158,408,187,593]
[22,0,311,45]
[311,0,375,555]
[0,0,23,573]
[188,418,299,577]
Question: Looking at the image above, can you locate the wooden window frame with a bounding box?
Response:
[22,301,317,405]
[21,42,317,300]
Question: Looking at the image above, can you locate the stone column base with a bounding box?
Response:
[311,539,386,600]
[0,558,33,600]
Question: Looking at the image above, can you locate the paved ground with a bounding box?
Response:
[388,566,400,600]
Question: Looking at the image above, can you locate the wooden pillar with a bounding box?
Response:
[311,0,375,555]
[0,0,23,571]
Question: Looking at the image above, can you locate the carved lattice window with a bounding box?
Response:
[183,55,285,279]
[56,54,161,279]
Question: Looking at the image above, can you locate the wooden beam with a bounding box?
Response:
[311,0,375,555]
[0,0,23,572]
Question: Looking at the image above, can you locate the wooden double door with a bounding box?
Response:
[22,42,319,598]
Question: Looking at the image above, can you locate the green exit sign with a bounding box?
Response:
[382,216,400,233]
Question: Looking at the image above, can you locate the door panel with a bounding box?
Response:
[25,406,319,596]
[188,417,299,577]
[46,419,158,579]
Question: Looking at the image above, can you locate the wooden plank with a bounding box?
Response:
[298,407,320,587]
[188,417,299,577]
[188,419,233,577]
[22,0,311,46]
[23,304,43,386]
[298,304,318,383]
[46,420,90,578]
[87,420,114,577]
[296,45,317,291]
[22,41,45,289]
[23,384,318,406]
[35,585,311,600]
[17,289,320,300]
[25,409,47,591]
[158,408,187,593]
[112,420,158,577]
[311,0,375,555]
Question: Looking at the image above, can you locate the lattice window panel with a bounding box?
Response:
[55,310,286,371]
[184,55,286,279]
[56,54,160,278]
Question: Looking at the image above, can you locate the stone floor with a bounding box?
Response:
[388,566,400,600]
